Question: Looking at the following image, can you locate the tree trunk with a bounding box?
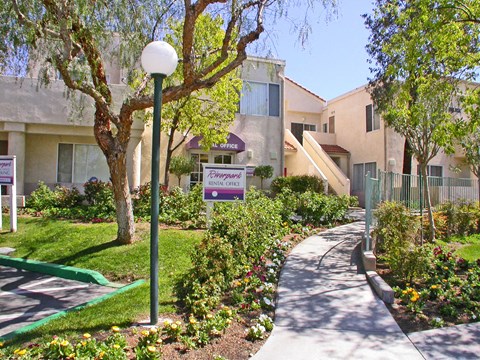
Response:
[478,177,480,204]
[421,164,436,242]
[107,151,135,244]
[94,106,135,245]
[163,125,178,187]
[164,147,173,188]
[401,139,413,204]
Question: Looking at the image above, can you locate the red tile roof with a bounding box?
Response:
[285,141,297,151]
[320,144,349,154]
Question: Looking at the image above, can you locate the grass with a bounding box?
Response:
[0,215,203,344]
[437,233,480,261]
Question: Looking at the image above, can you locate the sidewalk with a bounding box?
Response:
[253,222,423,359]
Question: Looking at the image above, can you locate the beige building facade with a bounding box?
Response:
[0,56,475,206]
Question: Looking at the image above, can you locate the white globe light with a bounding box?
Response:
[141,41,178,76]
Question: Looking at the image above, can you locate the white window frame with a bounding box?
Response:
[189,151,234,187]
[57,143,110,184]
[239,81,280,117]
[366,104,380,132]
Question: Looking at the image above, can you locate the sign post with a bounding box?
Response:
[203,164,247,226]
[0,156,17,232]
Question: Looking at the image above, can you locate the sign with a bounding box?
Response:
[0,155,17,232]
[187,133,246,152]
[0,157,15,185]
[246,166,256,177]
[203,164,246,201]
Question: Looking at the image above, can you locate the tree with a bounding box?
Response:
[169,155,195,187]
[160,15,242,186]
[254,165,274,189]
[0,0,337,244]
[364,0,480,240]
[460,90,480,202]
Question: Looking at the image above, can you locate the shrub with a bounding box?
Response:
[373,201,427,282]
[181,236,235,316]
[270,175,325,195]
[53,185,84,208]
[169,156,195,186]
[82,180,116,221]
[179,188,287,315]
[131,182,152,220]
[438,201,480,237]
[297,192,353,227]
[254,165,274,189]
[273,187,299,223]
[159,185,205,228]
[26,182,83,214]
[26,182,58,211]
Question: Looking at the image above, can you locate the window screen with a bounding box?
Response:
[57,143,109,183]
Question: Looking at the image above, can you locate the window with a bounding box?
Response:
[329,116,335,134]
[291,123,317,145]
[417,165,443,185]
[352,162,377,191]
[190,153,209,187]
[366,104,380,132]
[190,153,233,187]
[448,106,461,114]
[417,165,443,177]
[57,144,109,183]
[322,123,328,133]
[239,81,280,116]
[214,154,232,164]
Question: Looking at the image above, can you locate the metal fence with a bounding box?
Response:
[364,170,479,250]
[375,170,478,210]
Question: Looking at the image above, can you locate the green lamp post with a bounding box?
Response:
[141,41,178,325]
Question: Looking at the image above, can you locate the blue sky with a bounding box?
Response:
[266,0,374,100]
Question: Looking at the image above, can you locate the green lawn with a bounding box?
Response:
[0,215,203,344]
[438,233,480,261]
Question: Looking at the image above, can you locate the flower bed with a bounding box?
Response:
[382,245,480,333]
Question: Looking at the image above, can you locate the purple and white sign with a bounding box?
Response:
[0,158,15,185]
[187,133,246,152]
[203,164,246,202]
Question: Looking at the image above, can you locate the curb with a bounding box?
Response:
[0,255,115,287]
[0,279,146,341]
[366,270,395,304]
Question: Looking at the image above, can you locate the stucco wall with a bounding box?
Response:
[325,86,387,177]
[0,76,145,194]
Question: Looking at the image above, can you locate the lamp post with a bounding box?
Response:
[141,41,178,325]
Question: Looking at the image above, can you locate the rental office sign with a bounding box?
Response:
[0,155,17,232]
[0,157,15,185]
[203,164,246,202]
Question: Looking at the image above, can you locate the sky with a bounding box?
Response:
[265,0,374,100]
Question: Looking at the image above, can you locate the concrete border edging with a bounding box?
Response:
[0,279,146,341]
[0,255,112,286]
[366,270,394,304]
[361,249,395,304]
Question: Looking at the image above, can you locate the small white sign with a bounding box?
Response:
[0,158,15,185]
[203,164,246,202]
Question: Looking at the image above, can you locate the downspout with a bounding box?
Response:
[277,66,286,178]
[384,121,388,172]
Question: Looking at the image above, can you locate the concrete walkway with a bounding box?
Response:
[252,221,479,359]
[252,221,422,359]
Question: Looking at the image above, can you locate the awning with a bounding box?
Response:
[186,133,246,152]
[320,144,350,154]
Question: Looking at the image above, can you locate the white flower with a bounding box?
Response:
[259,314,272,323]
[435,317,442,323]
[472,314,477,320]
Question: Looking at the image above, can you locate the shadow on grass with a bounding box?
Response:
[53,239,119,266]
